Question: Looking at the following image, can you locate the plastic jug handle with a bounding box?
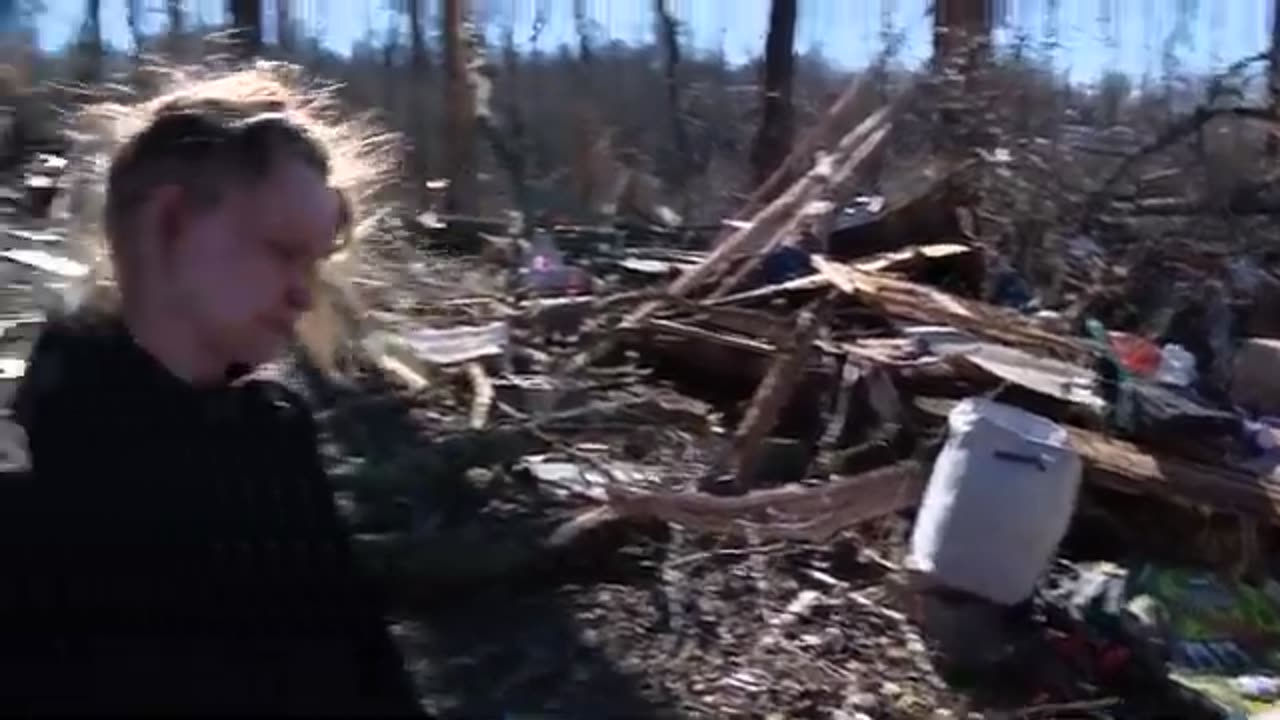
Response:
[993,449,1047,471]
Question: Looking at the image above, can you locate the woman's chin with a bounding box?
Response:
[232,334,290,369]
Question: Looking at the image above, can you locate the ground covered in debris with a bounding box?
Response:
[306,361,1214,720]
[315,383,959,718]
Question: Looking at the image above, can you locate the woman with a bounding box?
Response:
[0,63,421,716]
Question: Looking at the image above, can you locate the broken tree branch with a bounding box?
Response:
[1087,105,1280,217]
[563,103,895,374]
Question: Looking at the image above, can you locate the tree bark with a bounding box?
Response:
[443,0,476,213]
[653,0,691,216]
[750,0,797,188]
[1269,0,1280,155]
[276,0,293,53]
[227,0,263,57]
[167,0,184,34]
[932,0,992,63]
[570,0,603,214]
[75,0,102,85]
[408,0,430,200]
[125,0,143,59]
[165,0,185,58]
[932,0,993,155]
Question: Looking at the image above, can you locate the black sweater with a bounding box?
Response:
[0,310,422,716]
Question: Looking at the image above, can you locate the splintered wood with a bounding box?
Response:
[662,107,892,303]
[566,84,900,374]
[810,255,1089,362]
[606,461,925,542]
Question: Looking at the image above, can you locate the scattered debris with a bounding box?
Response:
[12,69,1280,719]
[0,247,88,278]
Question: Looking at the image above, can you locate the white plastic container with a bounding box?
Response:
[1155,343,1197,387]
[908,398,1083,605]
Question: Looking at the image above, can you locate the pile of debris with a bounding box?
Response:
[10,76,1280,718]
[321,79,1280,718]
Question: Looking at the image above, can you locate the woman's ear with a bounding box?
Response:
[138,184,188,259]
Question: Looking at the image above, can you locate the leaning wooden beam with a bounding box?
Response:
[707,123,893,299]
[730,73,873,223]
[610,108,893,331]
[732,307,823,489]
[566,94,903,374]
[668,107,893,301]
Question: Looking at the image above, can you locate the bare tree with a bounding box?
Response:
[653,0,691,213]
[227,0,263,57]
[74,0,102,84]
[125,0,144,59]
[933,0,994,155]
[572,0,592,66]
[276,0,294,53]
[933,0,992,62]
[1269,0,1280,155]
[750,0,796,188]
[407,0,430,198]
[570,0,605,214]
[443,0,476,213]
[167,0,183,35]
[164,0,186,58]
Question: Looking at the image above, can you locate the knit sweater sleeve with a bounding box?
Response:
[0,328,126,710]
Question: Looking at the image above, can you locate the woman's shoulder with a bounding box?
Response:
[11,308,123,422]
[234,372,322,446]
[233,357,314,417]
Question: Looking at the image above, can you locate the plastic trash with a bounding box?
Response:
[1087,320,1136,431]
[761,245,814,284]
[1243,416,1280,460]
[1155,343,1197,387]
[1232,675,1280,700]
[520,230,569,294]
[990,265,1035,310]
[1107,331,1161,378]
[907,398,1083,605]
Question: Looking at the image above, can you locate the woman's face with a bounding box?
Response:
[152,158,342,369]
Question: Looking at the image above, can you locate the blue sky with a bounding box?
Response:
[30,0,1279,84]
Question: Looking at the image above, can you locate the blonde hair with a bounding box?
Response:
[58,59,400,374]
